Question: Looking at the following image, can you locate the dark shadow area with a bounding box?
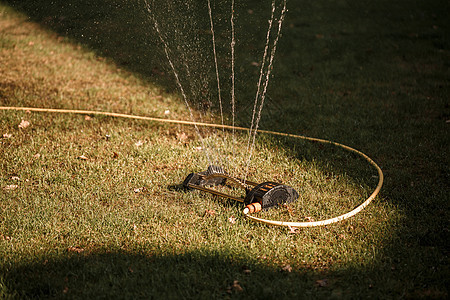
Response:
[1,0,176,90]
[1,0,449,297]
[3,249,318,299]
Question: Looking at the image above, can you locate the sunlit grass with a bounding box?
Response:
[1,1,448,298]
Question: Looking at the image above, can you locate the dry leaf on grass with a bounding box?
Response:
[176,132,188,143]
[0,234,11,241]
[78,155,88,160]
[288,225,298,234]
[134,187,145,193]
[243,268,251,275]
[281,264,292,272]
[232,280,243,292]
[2,133,12,138]
[205,209,216,216]
[67,246,84,253]
[3,185,18,191]
[18,120,30,129]
[316,279,328,287]
[227,281,243,294]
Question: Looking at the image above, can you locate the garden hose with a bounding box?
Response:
[0,106,384,228]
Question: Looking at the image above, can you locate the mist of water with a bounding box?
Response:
[144,0,287,180]
[244,0,287,182]
[143,0,215,164]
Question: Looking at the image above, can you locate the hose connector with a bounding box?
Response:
[243,202,262,214]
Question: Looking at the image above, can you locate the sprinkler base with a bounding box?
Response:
[183,165,299,211]
[244,181,299,211]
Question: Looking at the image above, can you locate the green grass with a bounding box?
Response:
[1,0,449,298]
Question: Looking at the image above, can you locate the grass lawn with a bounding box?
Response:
[1,0,448,298]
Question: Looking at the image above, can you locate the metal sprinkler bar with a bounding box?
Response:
[183,165,299,213]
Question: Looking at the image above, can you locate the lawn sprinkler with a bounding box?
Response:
[183,165,299,214]
[0,106,383,228]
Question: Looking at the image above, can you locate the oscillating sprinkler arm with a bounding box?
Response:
[183,165,299,213]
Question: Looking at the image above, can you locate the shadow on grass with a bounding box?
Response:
[2,0,172,87]
[3,249,318,299]
[2,0,272,121]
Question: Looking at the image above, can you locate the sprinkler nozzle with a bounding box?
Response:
[183,165,227,188]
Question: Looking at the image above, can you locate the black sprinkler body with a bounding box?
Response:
[183,165,299,211]
[244,181,299,210]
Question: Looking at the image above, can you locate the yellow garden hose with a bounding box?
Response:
[0,106,384,228]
